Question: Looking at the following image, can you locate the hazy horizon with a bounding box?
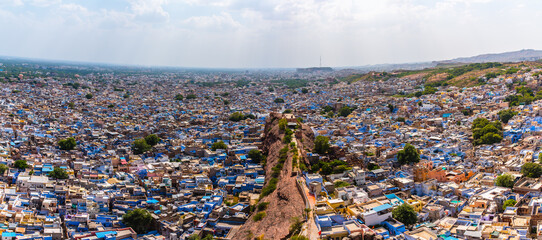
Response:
[1,0,542,68]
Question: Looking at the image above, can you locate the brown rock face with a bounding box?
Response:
[233,113,309,240]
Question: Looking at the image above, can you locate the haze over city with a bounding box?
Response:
[1,0,542,68]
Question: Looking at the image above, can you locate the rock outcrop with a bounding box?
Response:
[234,113,310,240]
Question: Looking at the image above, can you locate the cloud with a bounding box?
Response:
[182,12,241,31]
[0,0,23,7]
[28,0,61,7]
[179,0,234,7]
[129,0,170,23]
[0,0,541,68]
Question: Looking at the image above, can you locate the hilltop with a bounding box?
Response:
[443,49,542,64]
[342,60,542,89]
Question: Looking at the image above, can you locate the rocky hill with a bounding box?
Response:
[444,49,542,64]
[233,113,313,240]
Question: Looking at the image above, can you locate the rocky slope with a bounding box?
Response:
[234,113,311,240]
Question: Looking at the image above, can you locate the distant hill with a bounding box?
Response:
[442,49,542,64]
[346,49,542,73]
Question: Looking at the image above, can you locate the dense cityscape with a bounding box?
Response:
[0,57,542,240]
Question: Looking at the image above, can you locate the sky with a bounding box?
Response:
[0,0,542,68]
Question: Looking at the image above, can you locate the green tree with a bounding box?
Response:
[314,135,330,154]
[122,208,153,234]
[229,112,245,122]
[339,106,352,117]
[498,109,517,124]
[503,199,517,210]
[472,117,490,129]
[333,165,351,174]
[320,163,333,175]
[49,167,69,179]
[506,86,535,106]
[367,162,380,170]
[274,98,285,103]
[521,162,542,178]
[0,164,8,175]
[58,137,77,151]
[186,94,197,99]
[211,141,227,151]
[144,134,160,146]
[322,105,333,113]
[14,160,28,170]
[174,94,183,101]
[132,138,151,154]
[472,117,503,145]
[301,88,309,94]
[85,93,93,99]
[485,72,497,79]
[248,149,264,163]
[388,104,395,113]
[392,203,418,226]
[462,109,473,116]
[495,174,515,188]
[397,143,420,165]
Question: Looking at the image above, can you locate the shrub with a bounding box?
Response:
[334,180,350,188]
[253,212,266,222]
[260,178,278,198]
[257,202,269,211]
[503,199,517,210]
